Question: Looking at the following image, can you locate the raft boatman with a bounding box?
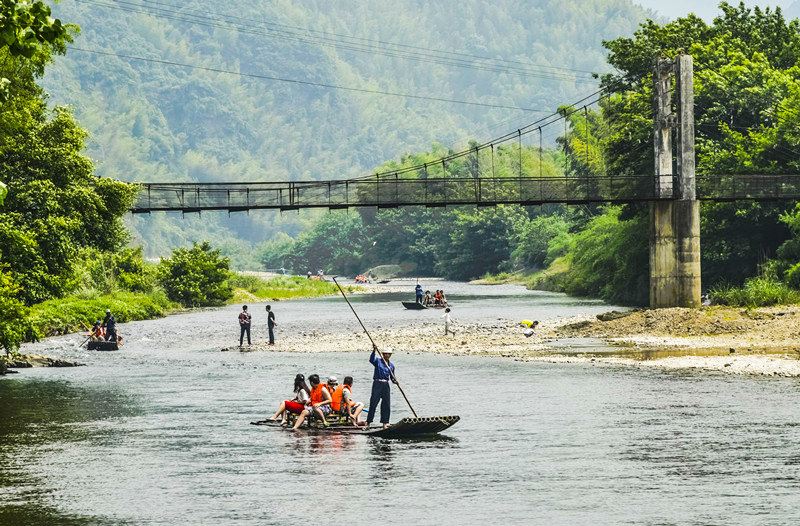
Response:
[367,345,395,429]
[103,309,117,342]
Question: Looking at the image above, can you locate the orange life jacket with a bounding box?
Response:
[331,384,353,412]
[310,383,329,405]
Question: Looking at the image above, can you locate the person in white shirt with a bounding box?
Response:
[442,307,456,336]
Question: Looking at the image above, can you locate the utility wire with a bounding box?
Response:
[68,46,552,112]
[73,0,599,83]
[135,0,599,76]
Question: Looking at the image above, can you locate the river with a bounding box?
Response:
[2,282,799,525]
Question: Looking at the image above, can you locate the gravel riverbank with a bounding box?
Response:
[221,305,800,377]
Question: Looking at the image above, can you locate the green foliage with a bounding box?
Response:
[28,289,174,337]
[512,215,571,269]
[0,268,34,354]
[710,276,800,307]
[71,247,157,294]
[227,273,355,302]
[280,213,365,276]
[41,0,651,255]
[0,0,69,101]
[439,206,527,280]
[0,180,6,204]
[784,263,800,290]
[560,207,649,305]
[600,2,800,289]
[258,233,295,271]
[158,241,233,307]
[0,53,137,304]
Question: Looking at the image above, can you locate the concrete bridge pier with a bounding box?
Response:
[649,55,702,308]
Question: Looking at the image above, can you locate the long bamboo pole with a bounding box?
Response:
[332,277,418,418]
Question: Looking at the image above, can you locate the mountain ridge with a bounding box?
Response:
[42,0,652,259]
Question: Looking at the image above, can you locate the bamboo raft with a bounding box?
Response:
[251,415,460,438]
[86,340,119,351]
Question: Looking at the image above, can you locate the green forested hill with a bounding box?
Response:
[42,0,652,262]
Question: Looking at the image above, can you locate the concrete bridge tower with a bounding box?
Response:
[650,54,702,308]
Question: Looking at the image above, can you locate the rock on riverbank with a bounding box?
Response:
[1,353,83,374]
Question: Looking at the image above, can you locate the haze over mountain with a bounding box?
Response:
[635,0,796,20]
[43,0,652,260]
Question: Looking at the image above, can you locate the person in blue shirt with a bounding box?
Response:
[415,283,423,304]
[367,345,395,429]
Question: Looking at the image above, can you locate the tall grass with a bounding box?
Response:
[228,274,360,302]
[710,276,800,307]
[29,290,176,337]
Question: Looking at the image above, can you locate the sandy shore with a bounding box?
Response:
[223,305,800,377]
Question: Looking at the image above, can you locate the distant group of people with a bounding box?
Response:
[89,309,121,343]
[268,373,365,430]
[267,346,397,430]
[306,269,325,280]
[238,305,276,346]
[415,284,448,307]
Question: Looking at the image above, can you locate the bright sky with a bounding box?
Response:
[635,0,797,20]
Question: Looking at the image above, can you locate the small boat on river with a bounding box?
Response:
[251,415,459,438]
[86,340,120,351]
[402,301,448,310]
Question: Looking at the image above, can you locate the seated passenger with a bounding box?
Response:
[423,291,432,306]
[326,375,339,398]
[292,374,332,430]
[331,376,365,426]
[434,290,443,306]
[90,320,104,341]
[268,374,310,425]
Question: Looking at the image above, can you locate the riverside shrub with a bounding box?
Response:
[710,276,800,307]
[158,242,233,307]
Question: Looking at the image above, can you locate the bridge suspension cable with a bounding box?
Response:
[352,88,611,182]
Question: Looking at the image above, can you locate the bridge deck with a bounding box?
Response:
[129,174,800,213]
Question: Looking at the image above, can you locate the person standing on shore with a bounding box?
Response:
[238,305,252,346]
[415,283,423,304]
[266,305,276,345]
[367,346,395,429]
[442,307,455,336]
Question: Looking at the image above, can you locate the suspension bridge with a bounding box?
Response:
[127,55,800,309]
[130,174,800,213]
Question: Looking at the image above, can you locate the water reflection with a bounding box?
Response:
[0,378,136,526]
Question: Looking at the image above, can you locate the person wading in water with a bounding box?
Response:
[238,305,252,346]
[367,345,395,429]
[266,305,276,345]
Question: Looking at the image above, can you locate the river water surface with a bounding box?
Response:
[2,282,799,525]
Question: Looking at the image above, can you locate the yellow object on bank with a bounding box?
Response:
[520,319,534,328]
